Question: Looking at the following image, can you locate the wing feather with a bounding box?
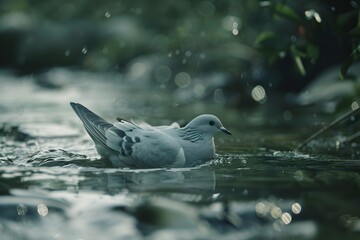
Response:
[70,102,112,149]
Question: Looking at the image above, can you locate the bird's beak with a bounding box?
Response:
[219,126,232,135]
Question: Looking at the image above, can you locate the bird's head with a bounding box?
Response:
[186,114,231,136]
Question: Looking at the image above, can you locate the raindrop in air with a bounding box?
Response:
[37,203,49,217]
[251,85,267,103]
[292,203,302,214]
[81,47,88,54]
[281,212,292,224]
[105,12,111,18]
[304,9,322,23]
[351,101,359,110]
[175,72,191,88]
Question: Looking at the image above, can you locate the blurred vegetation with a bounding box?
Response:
[0,1,262,71]
[0,0,359,108]
[256,0,360,90]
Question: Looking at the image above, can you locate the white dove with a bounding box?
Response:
[70,102,231,168]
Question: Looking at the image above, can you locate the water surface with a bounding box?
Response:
[1,70,360,239]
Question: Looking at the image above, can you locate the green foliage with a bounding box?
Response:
[341,44,360,80]
[268,2,304,24]
[257,0,360,81]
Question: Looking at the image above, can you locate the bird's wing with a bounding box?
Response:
[155,122,180,130]
[130,130,185,168]
[105,120,142,157]
[70,102,114,153]
[109,121,185,168]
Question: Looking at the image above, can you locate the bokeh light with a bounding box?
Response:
[37,203,49,217]
[251,85,266,103]
[291,203,302,214]
[281,212,292,224]
[175,72,191,88]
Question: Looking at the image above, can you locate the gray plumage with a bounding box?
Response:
[70,102,231,168]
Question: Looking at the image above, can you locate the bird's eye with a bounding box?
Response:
[209,120,215,126]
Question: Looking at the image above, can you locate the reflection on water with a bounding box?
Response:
[0,150,356,239]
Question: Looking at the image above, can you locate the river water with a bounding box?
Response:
[1,69,360,239]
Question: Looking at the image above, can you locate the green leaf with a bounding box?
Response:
[254,31,276,47]
[336,10,357,27]
[290,45,307,58]
[340,45,360,80]
[273,3,304,24]
[290,45,306,76]
[349,26,360,37]
[293,55,306,76]
[306,43,319,60]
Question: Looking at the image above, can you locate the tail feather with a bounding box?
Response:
[70,102,113,147]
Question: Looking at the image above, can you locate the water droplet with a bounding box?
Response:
[185,50,192,57]
[154,65,172,83]
[251,85,267,103]
[255,202,267,216]
[105,11,111,18]
[222,16,241,32]
[81,47,88,54]
[304,9,322,23]
[292,203,302,214]
[37,203,49,216]
[259,1,271,7]
[273,219,283,231]
[271,207,282,219]
[129,62,147,78]
[174,72,191,88]
[281,212,292,224]
[193,84,205,98]
[26,140,38,146]
[232,29,239,35]
[351,101,359,110]
[278,51,286,58]
[64,50,70,57]
[336,140,341,150]
[211,193,220,199]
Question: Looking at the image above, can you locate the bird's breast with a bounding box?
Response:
[181,138,215,166]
